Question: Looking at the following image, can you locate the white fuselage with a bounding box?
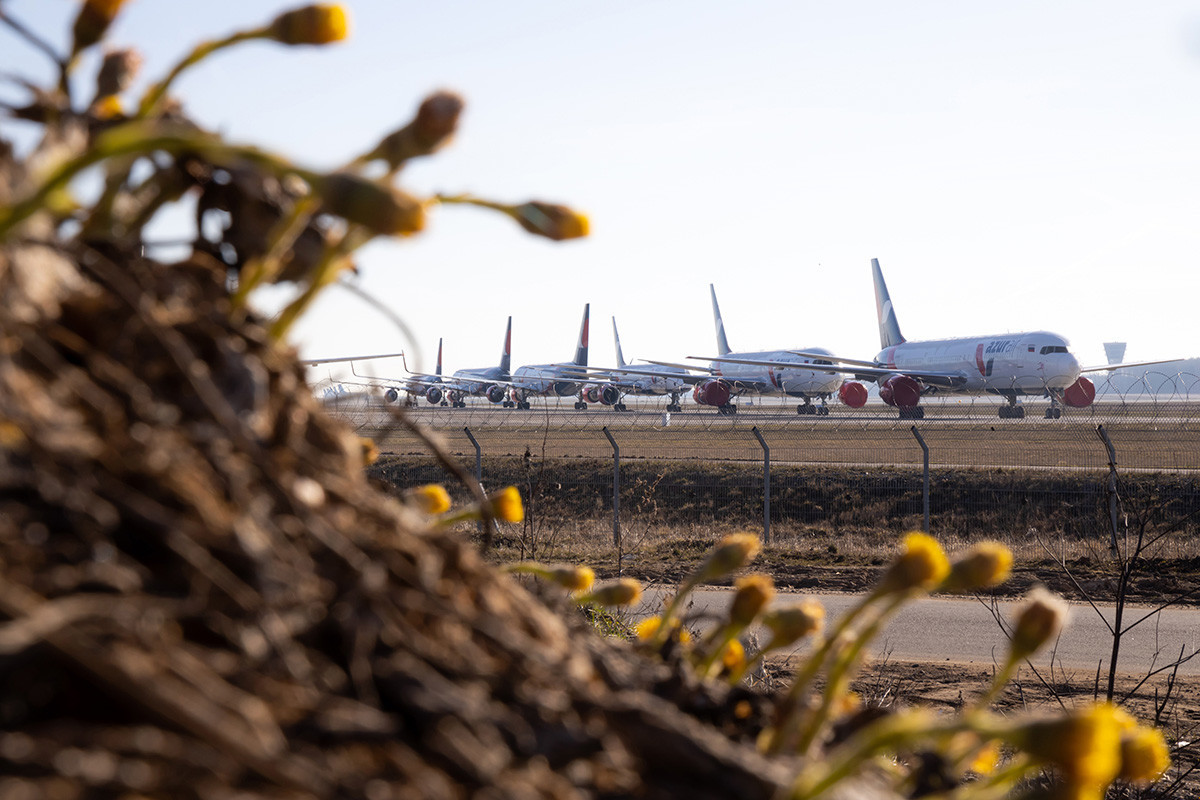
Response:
[511,364,581,397]
[711,347,845,397]
[616,365,687,396]
[449,365,507,396]
[877,331,1081,396]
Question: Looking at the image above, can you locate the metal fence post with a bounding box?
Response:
[463,427,482,486]
[602,427,621,559]
[910,426,930,533]
[1096,424,1121,555]
[751,426,771,543]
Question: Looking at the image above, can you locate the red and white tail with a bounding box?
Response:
[872,258,905,350]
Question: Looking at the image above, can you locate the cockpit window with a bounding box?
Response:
[1039,345,1068,355]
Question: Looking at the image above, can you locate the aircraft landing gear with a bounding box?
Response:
[999,398,1025,419]
[899,406,925,420]
[612,403,628,412]
[797,401,830,416]
[1044,395,1063,419]
[574,401,588,410]
[666,403,682,413]
[717,403,738,416]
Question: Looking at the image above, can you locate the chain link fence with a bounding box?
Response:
[328,372,1200,562]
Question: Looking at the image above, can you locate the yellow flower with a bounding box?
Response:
[316,173,425,236]
[546,565,594,593]
[488,486,524,523]
[1010,587,1070,661]
[943,541,1013,593]
[761,601,824,650]
[878,532,950,593]
[720,639,746,673]
[729,574,774,628]
[695,532,761,583]
[72,0,128,55]
[359,437,379,466]
[268,4,350,46]
[406,484,451,515]
[579,578,642,607]
[635,616,662,640]
[1015,703,1123,789]
[511,202,589,241]
[969,740,1001,775]
[1118,726,1171,783]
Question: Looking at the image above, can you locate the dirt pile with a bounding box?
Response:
[0,249,808,798]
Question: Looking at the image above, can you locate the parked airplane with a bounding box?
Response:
[789,258,1179,419]
[396,317,515,407]
[574,318,689,412]
[509,304,592,410]
[649,285,866,415]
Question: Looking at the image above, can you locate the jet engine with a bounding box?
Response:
[425,386,443,405]
[838,381,868,409]
[583,385,621,405]
[1063,376,1096,408]
[385,388,400,403]
[692,379,732,407]
[878,374,921,408]
[486,384,507,404]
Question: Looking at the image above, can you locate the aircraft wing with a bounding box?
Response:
[642,359,715,375]
[1080,358,1185,374]
[788,351,881,369]
[695,355,968,389]
[578,363,708,385]
[303,351,406,366]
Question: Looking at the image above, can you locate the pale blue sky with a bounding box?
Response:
[3,2,1199,380]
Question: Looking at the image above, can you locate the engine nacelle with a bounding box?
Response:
[385,388,400,403]
[838,381,868,409]
[584,385,621,405]
[692,379,732,407]
[878,374,921,408]
[486,384,507,404]
[425,386,443,405]
[1063,376,1096,408]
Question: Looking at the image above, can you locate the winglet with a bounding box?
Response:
[612,316,626,367]
[499,316,512,376]
[573,304,590,366]
[872,258,905,349]
[710,284,731,356]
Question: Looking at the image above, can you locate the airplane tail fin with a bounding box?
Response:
[499,316,512,375]
[710,284,732,356]
[612,317,626,367]
[872,258,906,349]
[435,338,443,377]
[573,304,590,366]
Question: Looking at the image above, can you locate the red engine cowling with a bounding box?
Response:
[1063,376,1096,408]
[583,386,601,403]
[838,381,868,409]
[692,379,732,407]
[486,384,507,404]
[879,374,921,408]
[425,386,443,405]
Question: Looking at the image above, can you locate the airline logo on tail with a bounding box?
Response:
[499,316,512,375]
[871,258,906,350]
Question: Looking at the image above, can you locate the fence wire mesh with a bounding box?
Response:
[329,378,1200,563]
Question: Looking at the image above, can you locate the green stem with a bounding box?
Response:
[138,29,267,118]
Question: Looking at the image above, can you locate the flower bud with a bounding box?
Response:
[359,437,379,467]
[1010,587,1069,660]
[1118,726,1171,783]
[316,173,425,236]
[580,578,642,607]
[636,616,691,643]
[720,639,746,673]
[72,0,128,56]
[366,91,465,169]
[695,532,761,583]
[487,486,524,523]
[943,541,1013,593]
[729,574,774,629]
[761,601,825,650]
[405,484,451,514]
[511,201,589,241]
[268,4,350,45]
[878,532,950,593]
[95,48,143,100]
[1013,703,1123,788]
[546,565,594,593]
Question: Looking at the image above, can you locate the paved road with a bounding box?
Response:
[651,589,1200,676]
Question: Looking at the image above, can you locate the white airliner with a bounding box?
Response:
[508,304,593,410]
[650,285,867,415]
[397,318,515,407]
[572,318,690,412]
[790,258,1179,419]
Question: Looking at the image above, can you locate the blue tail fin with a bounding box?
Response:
[498,316,512,375]
[710,284,732,356]
[573,304,590,366]
[872,258,905,349]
